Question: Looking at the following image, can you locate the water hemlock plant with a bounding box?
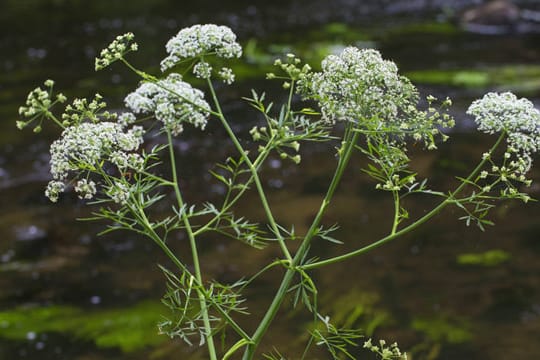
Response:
[17,24,539,360]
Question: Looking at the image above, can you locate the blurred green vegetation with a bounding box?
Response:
[456,249,511,267]
[0,301,166,352]
[320,288,390,336]
[406,65,540,93]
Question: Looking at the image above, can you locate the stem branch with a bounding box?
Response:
[302,132,506,270]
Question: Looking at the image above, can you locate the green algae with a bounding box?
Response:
[406,69,489,87]
[320,289,390,336]
[0,301,167,352]
[406,65,540,92]
[410,315,473,360]
[412,316,472,344]
[241,22,373,74]
[383,21,462,37]
[456,249,511,267]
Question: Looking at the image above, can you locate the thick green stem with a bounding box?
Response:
[301,132,506,270]
[241,125,360,360]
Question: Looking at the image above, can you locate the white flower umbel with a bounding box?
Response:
[45,180,65,203]
[298,47,453,148]
[61,93,116,126]
[467,92,540,176]
[124,73,210,135]
[75,179,97,200]
[106,180,132,205]
[218,67,235,84]
[193,61,212,79]
[18,83,53,120]
[118,112,137,127]
[160,24,242,72]
[95,32,138,71]
[46,121,145,202]
[299,48,417,124]
[18,79,67,131]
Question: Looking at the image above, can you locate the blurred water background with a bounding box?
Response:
[1,1,540,359]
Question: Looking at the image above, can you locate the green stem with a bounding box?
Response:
[138,170,175,186]
[45,109,65,129]
[242,125,360,360]
[101,58,253,344]
[193,141,273,237]
[285,80,295,118]
[391,190,400,234]
[130,202,190,275]
[121,58,152,80]
[120,58,221,117]
[206,78,293,264]
[294,126,359,258]
[301,132,506,270]
[137,202,251,341]
[166,131,218,360]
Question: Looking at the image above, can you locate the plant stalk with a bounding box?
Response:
[301,132,506,270]
[242,125,359,359]
[206,78,293,264]
[167,131,218,360]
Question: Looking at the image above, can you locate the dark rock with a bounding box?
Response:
[462,0,520,25]
[460,0,540,34]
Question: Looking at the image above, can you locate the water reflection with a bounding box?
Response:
[1,1,539,359]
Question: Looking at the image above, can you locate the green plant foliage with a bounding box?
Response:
[0,301,166,352]
[456,249,511,267]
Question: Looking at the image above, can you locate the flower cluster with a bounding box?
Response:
[268,53,312,84]
[17,79,66,132]
[95,32,138,71]
[47,121,145,202]
[190,61,237,85]
[467,92,540,176]
[118,112,137,127]
[74,179,97,200]
[298,47,454,149]
[249,125,302,164]
[124,73,210,135]
[363,339,407,360]
[218,67,235,84]
[106,180,133,205]
[160,24,242,72]
[45,181,65,203]
[298,47,417,124]
[193,61,212,79]
[61,93,116,126]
